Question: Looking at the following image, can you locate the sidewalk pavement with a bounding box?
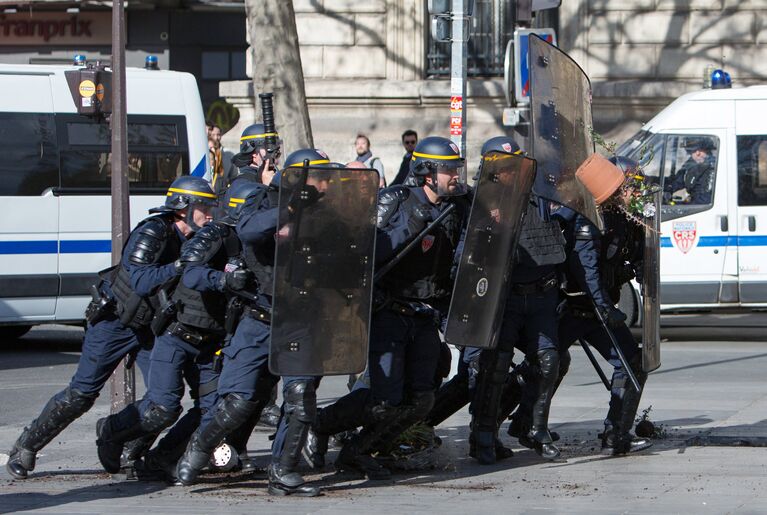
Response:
[2,334,767,514]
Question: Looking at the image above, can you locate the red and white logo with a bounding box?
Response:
[421,235,435,253]
[672,221,697,254]
[449,142,460,154]
[501,143,513,152]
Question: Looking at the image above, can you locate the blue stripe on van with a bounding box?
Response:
[59,240,111,253]
[661,235,767,248]
[0,240,58,254]
[190,154,206,177]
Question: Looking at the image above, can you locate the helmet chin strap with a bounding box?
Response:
[185,204,204,232]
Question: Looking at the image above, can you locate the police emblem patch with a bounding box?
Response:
[672,221,697,254]
[501,143,512,152]
[476,277,488,297]
[449,142,460,154]
[421,234,435,253]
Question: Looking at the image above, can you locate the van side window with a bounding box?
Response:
[736,136,767,206]
[0,113,58,196]
[57,115,187,193]
[615,130,664,187]
[662,135,718,207]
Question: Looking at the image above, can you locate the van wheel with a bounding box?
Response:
[618,284,639,327]
[0,325,33,340]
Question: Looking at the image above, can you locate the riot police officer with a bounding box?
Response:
[419,136,526,462]
[265,149,331,497]
[305,136,470,479]
[556,154,652,455]
[216,123,281,199]
[174,178,280,488]
[469,137,568,463]
[5,176,216,480]
[95,186,253,474]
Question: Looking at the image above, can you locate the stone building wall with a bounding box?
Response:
[222,1,767,181]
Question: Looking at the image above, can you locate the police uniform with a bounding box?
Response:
[5,176,213,480]
[95,195,241,475]
[555,158,651,455]
[308,137,470,479]
[174,178,281,488]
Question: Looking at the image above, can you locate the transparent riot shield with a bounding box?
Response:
[445,152,536,349]
[642,189,661,372]
[528,35,603,230]
[269,166,379,376]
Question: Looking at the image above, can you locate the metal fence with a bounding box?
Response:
[426,0,512,77]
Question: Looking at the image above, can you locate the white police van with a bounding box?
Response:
[617,82,767,319]
[0,63,208,339]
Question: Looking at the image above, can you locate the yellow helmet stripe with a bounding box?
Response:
[227,202,238,207]
[228,198,245,204]
[240,132,279,141]
[288,159,330,167]
[167,187,216,199]
[411,151,462,160]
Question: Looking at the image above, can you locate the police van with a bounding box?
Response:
[617,81,767,320]
[0,63,208,339]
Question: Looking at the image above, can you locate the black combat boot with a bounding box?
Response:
[268,381,320,497]
[97,403,179,474]
[526,349,560,460]
[6,387,96,479]
[303,388,371,470]
[602,371,652,456]
[176,394,258,486]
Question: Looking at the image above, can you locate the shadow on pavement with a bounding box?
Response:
[0,328,84,370]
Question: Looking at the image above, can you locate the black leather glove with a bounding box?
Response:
[407,204,433,236]
[221,269,253,291]
[600,305,627,328]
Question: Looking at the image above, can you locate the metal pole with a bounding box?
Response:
[578,339,611,391]
[450,0,468,181]
[109,0,134,414]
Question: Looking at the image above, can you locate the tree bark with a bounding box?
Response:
[244,0,313,153]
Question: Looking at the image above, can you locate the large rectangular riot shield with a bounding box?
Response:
[445,152,536,349]
[269,166,378,376]
[642,189,661,372]
[528,35,602,230]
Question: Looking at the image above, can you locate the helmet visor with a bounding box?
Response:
[433,164,467,197]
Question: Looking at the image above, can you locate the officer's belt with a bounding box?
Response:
[389,300,433,317]
[567,306,596,320]
[244,305,271,324]
[509,271,558,296]
[168,321,222,347]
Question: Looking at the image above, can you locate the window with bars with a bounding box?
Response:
[426,0,513,77]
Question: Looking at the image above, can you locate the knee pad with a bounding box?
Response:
[214,393,259,432]
[57,388,98,418]
[536,349,560,381]
[409,390,435,418]
[284,380,317,422]
[140,403,181,434]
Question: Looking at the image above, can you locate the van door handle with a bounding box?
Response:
[719,215,728,232]
[747,215,756,232]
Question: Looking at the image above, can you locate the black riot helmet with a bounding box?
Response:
[151,176,217,230]
[480,136,522,157]
[284,148,331,168]
[222,179,265,225]
[409,136,465,196]
[239,123,280,155]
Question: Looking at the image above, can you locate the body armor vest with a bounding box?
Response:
[173,224,241,333]
[515,202,567,268]
[241,186,278,298]
[599,209,643,302]
[381,194,469,301]
[112,214,181,330]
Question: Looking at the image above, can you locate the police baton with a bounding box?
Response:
[590,297,642,392]
[374,203,457,283]
[578,338,611,391]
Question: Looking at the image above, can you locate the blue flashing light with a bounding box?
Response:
[145,55,159,70]
[73,54,86,66]
[711,68,732,89]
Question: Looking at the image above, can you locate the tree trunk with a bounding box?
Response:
[244,0,313,154]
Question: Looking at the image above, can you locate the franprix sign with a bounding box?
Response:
[0,12,111,46]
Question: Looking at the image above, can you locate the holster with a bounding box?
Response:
[224,297,244,335]
[85,284,114,325]
[150,290,178,336]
